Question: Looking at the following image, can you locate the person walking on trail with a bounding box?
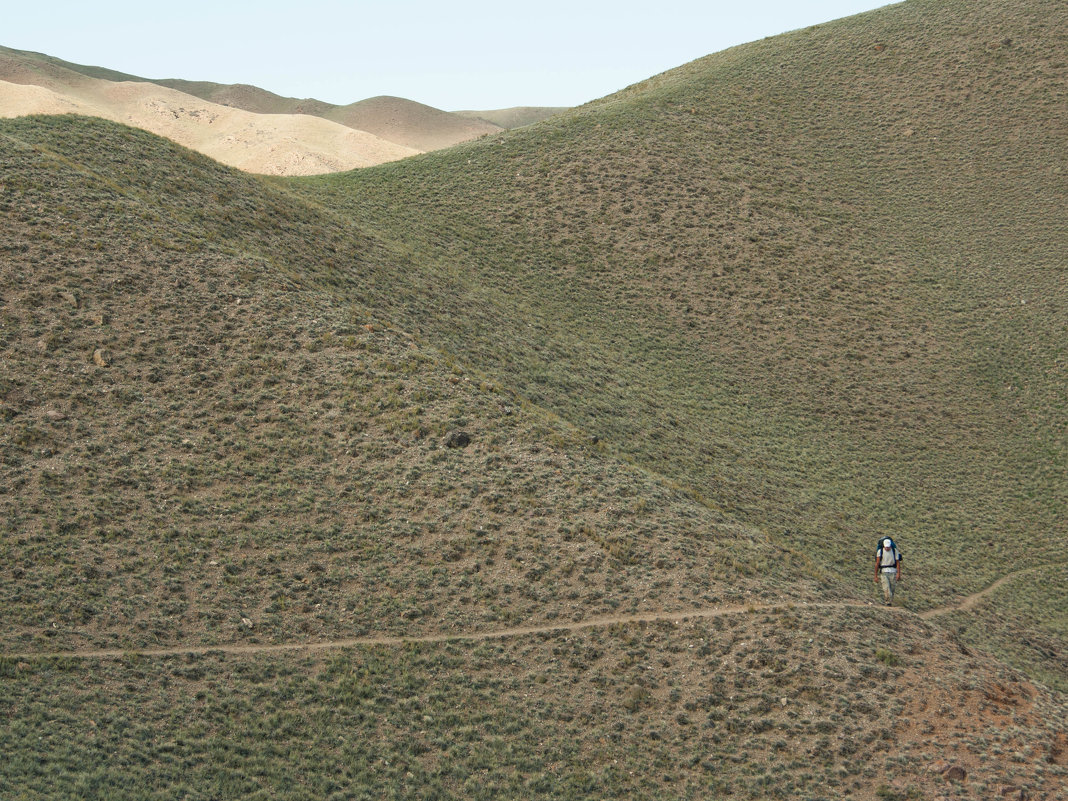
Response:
[874,537,902,606]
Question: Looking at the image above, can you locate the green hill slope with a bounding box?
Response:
[293,0,1067,683]
[1,0,1066,798]
[1,116,802,657]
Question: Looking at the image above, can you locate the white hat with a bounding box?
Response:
[883,538,892,548]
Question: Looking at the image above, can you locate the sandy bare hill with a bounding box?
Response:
[0,45,548,160]
[155,78,336,116]
[323,95,502,151]
[150,82,501,150]
[156,85,499,150]
[0,80,88,116]
[0,74,419,175]
[0,48,331,117]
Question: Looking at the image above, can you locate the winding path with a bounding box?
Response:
[4,565,1055,661]
[3,601,884,661]
[918,564,1054,620]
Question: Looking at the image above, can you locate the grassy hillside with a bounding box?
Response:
[293,0,1067,680]
[1,0,1066,798]
[4,608,1065,800]
[454,106,569,129]
[1,115,801,657]
[0,45,145,86]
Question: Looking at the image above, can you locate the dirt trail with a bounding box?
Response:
[1,601,884,661]
[4,566,1052,661]
[918,564,1054,620]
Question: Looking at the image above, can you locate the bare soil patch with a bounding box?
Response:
[0,77,419,174]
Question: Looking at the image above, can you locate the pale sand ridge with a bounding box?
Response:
[0,75,420,175]
[0,46,565,173]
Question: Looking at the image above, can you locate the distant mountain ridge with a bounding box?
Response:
[320,95,501,153]
[0,44,565,173]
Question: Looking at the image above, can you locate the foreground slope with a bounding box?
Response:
[1,116,800,657]
[4,605,1066,800]
[1,118,1065,801]
[295,0,1067,687]
[1,1,1066,798]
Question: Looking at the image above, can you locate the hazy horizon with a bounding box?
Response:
[5,0,891,110]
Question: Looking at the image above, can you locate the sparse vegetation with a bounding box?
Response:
[1,610,1064,800]
[1,0,1065,798]
[875,648,900,667]
[292,0,1067,649]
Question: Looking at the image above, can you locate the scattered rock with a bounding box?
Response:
[941,764,967,782]
[444,430,472,449]
[241,617,254,629]
[92,348,112,367]
[45,410,67,421]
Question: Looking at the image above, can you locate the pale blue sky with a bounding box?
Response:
[4,1,892,110]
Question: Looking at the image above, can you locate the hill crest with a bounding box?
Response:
[323,95,502,152]
[0,47,420,174]
[0,44,563,173]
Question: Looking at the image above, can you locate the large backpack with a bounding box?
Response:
[876,537,900,570]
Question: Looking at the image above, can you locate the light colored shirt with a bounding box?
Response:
[876,544,901,573]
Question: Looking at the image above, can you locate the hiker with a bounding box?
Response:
[874,537,902,605]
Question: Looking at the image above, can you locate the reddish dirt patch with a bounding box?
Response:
[1049,732,1068,766]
